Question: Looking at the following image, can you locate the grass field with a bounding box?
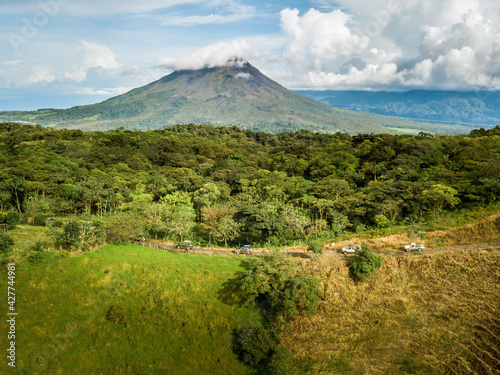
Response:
[0,244,258,374]
[2,217,499,375]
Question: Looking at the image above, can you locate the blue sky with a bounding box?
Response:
[1,0,500,110]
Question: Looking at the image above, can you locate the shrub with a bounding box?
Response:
[104,212,145,244]
[49,218,64,228]
[5,211,20,226]
[231,253,321,322]
[232,324,291,375]
[33,213,54,226]
[62,220,81,247]
[350,244,383,281]
[30,240,43,252]
[0,233,14,254]
[27,240,46,263]
[106,305,125,324]
[232,324,278,367]
[307,240,323,254]
[28,251,46,263]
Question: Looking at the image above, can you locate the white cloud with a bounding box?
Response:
[159,40,253,70]
[280,8,369,71]
[307,63,399,89]
[275,2,500,90]
[2,0,204,17]
[74,87,132,96]
[235,72,252,80]
[161,12,253,26]
[399,8,500,89]
[120,65,141,76]
[160,1,256,26]
[65,40,120,82]
[27,66,55,84]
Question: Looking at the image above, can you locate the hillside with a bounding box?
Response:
[0,244,257,374]
[290,247,500,374]
[2,220,499,374]
[0,62,470,135]
[298,89,500,127]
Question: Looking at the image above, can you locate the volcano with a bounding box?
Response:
[0,61,443,134]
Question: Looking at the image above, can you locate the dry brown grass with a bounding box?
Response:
[330,214,500,253]
[287,248,500,374]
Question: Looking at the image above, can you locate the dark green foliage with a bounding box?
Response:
[106,305,126,324]
[0,122,499,245]
[307,240,323,254]
[231,253,321,322]
[28,241,47,263]
[222,253,320,374]
[104,212,145,244]
[49,218,64,228]
[0,233,14,254]
[27,251,46,264]
[33,213,54,226]
[62,220,81,247]
[350,245,383,281]
[30,240,43,252]
[4,211,20,226]
[232,324,292,375]
[232,324,279,367]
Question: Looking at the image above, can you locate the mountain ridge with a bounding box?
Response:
[297,89,500,126]
[0,62,474,134]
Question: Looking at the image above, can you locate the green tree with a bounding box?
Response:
[201,204,240,246]
[61,220,81,248]
[166,205,196,241]
[374,214,390,231]
[422,183,461,217]
[104,212,145,244]
[227,253,320,322]
[350,245,383,281]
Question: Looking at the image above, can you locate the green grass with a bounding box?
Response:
[0,243,258,374]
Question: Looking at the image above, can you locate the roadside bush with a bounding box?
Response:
[307,240,323,254]
[4,211,20,226]
[62,220,81,247]
[33,213,55,226]
[350,244,383,281]
[49,218,64,228]
[104,212,145,244]
[0,233,14,254]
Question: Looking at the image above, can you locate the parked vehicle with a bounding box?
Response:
[175,240,193,250]
[404,243,424,251]
[131,233,146,243]
[342,245,360,254]
[235,245,252,254]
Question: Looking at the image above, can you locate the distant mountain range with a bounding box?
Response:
[297,90,500,126]
[0,62,483,134]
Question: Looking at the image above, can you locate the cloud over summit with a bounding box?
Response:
[159,40,253,70]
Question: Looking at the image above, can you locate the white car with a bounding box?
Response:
[404,243,425,251]
[342,245,360,254]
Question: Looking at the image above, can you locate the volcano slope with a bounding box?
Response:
[0,62,461,134]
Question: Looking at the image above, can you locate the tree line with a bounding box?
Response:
[1,122,499,246]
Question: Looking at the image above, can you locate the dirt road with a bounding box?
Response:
[134,238,500,259]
